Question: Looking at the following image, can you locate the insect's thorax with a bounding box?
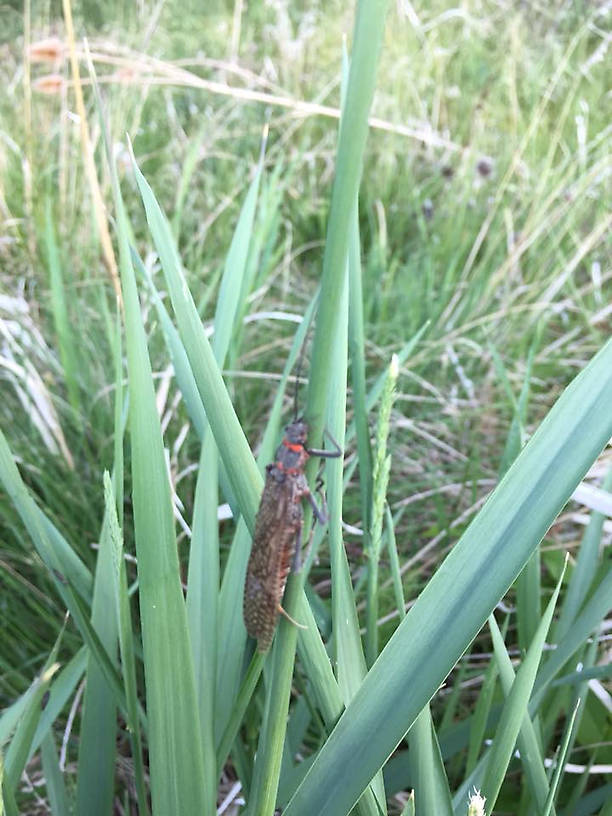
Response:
[273,438,309,475]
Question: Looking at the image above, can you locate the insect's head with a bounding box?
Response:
[284,417,308,446]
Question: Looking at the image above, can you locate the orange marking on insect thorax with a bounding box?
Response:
[282,439,303,453]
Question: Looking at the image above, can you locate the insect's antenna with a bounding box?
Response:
[292,295,319,420]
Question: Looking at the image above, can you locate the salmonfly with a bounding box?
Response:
[243,415,341,652]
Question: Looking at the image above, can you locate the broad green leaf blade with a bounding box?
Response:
[481,562,566,813]
[284,338,612,816]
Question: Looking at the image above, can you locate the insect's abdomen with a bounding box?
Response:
[243,469,302,651]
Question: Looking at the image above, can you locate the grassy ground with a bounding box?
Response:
[0,0,610,814]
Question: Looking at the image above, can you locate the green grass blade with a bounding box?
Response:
[211,159,262,363]
[134,248,208,439]
[366,355,397,667]
[493,342,539,652]
[465,654,498,775]
[40,733,69,816]
[345,323,429,446]
[247,599,301,815]
[541,698,580,816]
[516,550,541,653]
[531,566,612,708]
[0,434,129,719]
[30,648,87,760]
[401,792,416,816]
[335,271,387,813]
[554,465,612,642]
[295,599,382,816]
[486,615,552,813]
[215,296,317,746]
[324,267,385,814]
[185,161,260,788]
[0,430,92,601]
[408,706,453,816]
[104,473,149,816]
[284,338,612,815]
[75,511,118,816]
[385,504,406,620]
[1,764,19,816]
[250,1,391,806]
[4,651,60,793]
[75,312,124,816]
[90,57,209,809]
[44,197,80,417]
[305,0,390,454]
[115,191,209,815]
[481,562,567,814]
[328,269,365,699]
[130,151,262,528]
[216,651,265,776]
[185,435,218,799]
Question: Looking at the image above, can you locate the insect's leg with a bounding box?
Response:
[291,524,303,572]
[277,603,308,630]
[306,487,328,525]
[305,429,342,459]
